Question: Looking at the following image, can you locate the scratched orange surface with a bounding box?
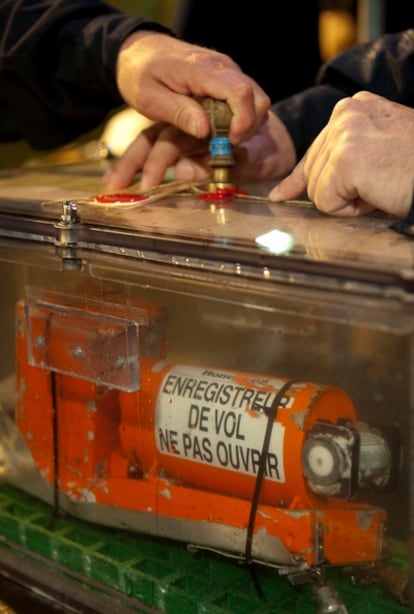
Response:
[14,299,386,567]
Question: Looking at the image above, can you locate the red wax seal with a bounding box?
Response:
[94,193,148,203]
[197,188,248,202]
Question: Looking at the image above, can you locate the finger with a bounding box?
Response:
[267,125,330,202]
[139,147,180,191]
[311,162,375,217]
[140,73,269,143]
[268,156,308,202]
[224,83,270,143]
[306,127,363,215]
[140,127,209,190]
[137,84,211,140]
[304,152,374,217]
[102,135,153,189]
[174,155,212,182]
[320,198,368,216]
[171,62,270,141]
[302,134,332,206]
[326,200,375,217]
[311,161,357,215]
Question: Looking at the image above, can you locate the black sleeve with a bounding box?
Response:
[272,29,414,160]
[0,0,173,150]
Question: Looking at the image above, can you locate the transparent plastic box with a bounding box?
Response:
[0,164,412,613]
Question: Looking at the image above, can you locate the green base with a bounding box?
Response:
[0,484,409,613]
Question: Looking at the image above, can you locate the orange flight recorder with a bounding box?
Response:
[13,294,395,579]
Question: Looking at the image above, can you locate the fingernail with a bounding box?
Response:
[189,118,201,138]
[268,185,280,201]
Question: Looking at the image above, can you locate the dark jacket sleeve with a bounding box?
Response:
[273,29,414,160]
[0,0,173,150]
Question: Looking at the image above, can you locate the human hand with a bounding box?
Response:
[269,92,414,218]
[104,110,296,191]
[116,30,269,138]
[103,30,272,189]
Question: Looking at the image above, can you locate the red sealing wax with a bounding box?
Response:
[197,188,248,202]
[94,193,148,203]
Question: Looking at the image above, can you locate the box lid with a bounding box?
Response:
[0,164,412,292]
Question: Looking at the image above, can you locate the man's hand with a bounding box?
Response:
[104,109,296,191]
[269,91,414,218]
[103,31,272,189]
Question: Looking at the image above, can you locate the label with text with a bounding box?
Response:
[155,365,291,482]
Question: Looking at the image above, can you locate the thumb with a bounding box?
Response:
[268,157,307,202]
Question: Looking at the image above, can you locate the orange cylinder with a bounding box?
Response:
[119,363,356,507]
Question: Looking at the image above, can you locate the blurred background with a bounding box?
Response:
[1,0,413,170]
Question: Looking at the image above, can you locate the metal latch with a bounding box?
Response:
[54,200,82,269]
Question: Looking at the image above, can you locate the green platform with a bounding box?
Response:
[0,483,409,613]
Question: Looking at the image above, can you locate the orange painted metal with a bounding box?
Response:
[14,299,386,567]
